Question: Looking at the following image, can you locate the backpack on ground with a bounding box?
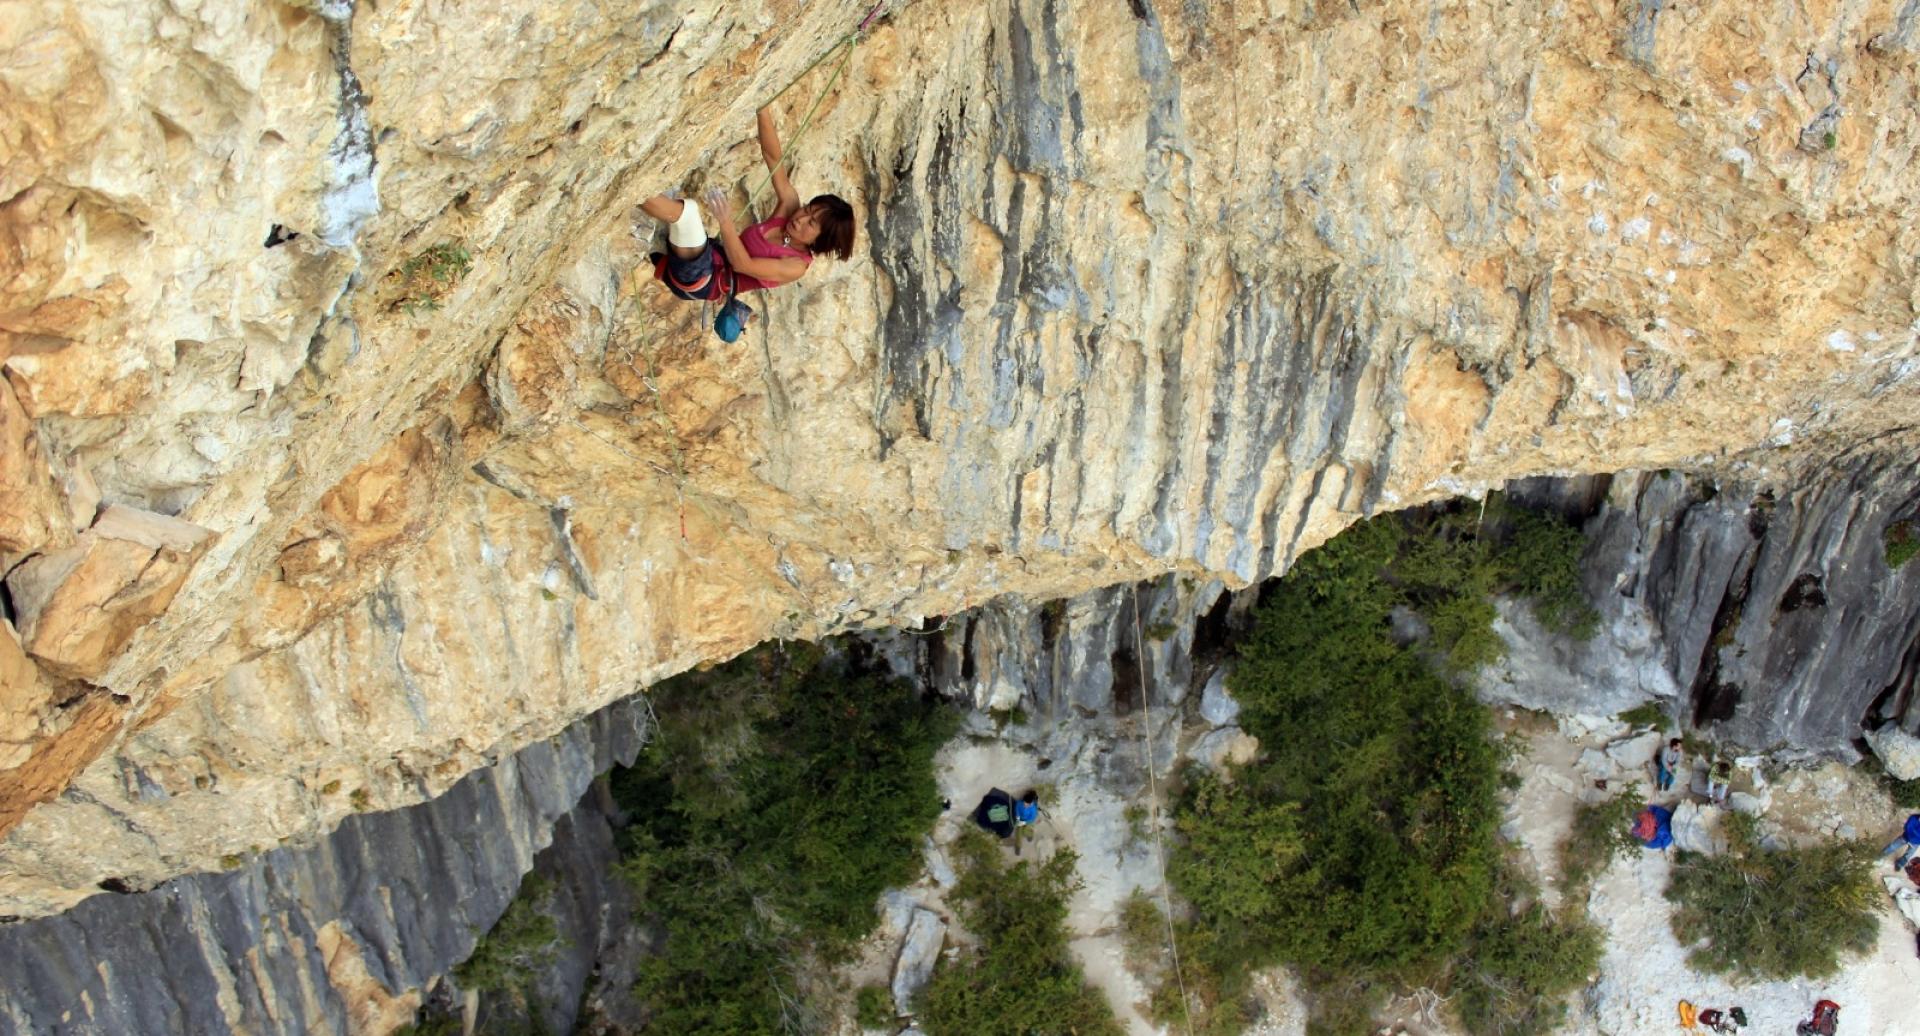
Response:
[1796,999,1840,1036]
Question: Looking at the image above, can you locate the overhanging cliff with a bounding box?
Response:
[3,0,1919,917]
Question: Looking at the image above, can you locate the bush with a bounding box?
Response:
[1886,521,1918,570]
[1559,792,1642,894]
[916,832,1123,1036]
[1161,514,1505,1034]
[455,874,560,1010]
[1614,702,1672,733]
[1117,889,1167,971]
[391,1013,463,1036]
[1667,813,1878,979]
[393,241,473,315]
[609,643,957,1033]
[1887,773,1920,809]
[1151,501,1598,1034]
[1492,504,1600,639]
[853,984,894,1030]
[1450,870,1602,1036]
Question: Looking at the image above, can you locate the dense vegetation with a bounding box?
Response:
[609,642,958,1034]
[455,873,561,1008]
[413,644,953,1036]
[916,831,1124,1036]
[1668,812,1878,980]
[1156,500,1601,1035]
[1451,872,1603,1036]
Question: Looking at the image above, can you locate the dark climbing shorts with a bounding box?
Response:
[662,239,722,301]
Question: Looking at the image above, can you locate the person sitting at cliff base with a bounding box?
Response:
[1014,789,1040,827]
[1882,812,1920,869]
[638,106,855,340]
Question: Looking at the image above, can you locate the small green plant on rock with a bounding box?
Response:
[1615,701,1673,733]
[393,241,473,315]
[1886,520,1919,571]
[854,983,894,1030]
[1667,812,1877,980]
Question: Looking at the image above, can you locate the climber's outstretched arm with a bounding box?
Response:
[758,106,803,221]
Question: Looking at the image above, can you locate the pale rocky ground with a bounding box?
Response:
[6,0,1920,921]
[836,682,1920,1036]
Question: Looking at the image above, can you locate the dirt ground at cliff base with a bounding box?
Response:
[839,708,1920,1036]
[1498,710,1920,1036]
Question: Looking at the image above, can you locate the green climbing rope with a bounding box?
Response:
[744,1,887,218]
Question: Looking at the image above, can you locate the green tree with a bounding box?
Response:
[1451,868,1602,1036]
[1667,813,1879,980]
[1158,501,1600,1034]
[917,833,1123,1036]
[608,643,957,1033]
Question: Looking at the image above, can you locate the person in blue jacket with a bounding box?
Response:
[1883,812,1920,869]
[1015,789,1040,829]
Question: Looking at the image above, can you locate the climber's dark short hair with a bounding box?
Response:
[807,194,855,261]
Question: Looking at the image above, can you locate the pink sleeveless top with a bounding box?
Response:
[730,216,813,293]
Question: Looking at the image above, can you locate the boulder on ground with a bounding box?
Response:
[1883,875,1920,929]
[1865,725,1920,781]
[1605,730,1663,770]
[1669,802,1727,854]
[879,889,918,940]
[1577,748,1614,779]
[921,837,956,889]
[891,908,945,1015]
[1186,727,1258,771]
[1198,667,1240,727]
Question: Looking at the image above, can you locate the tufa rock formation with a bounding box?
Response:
[2,0,1918,918]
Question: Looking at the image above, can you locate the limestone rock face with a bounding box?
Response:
[1569,457,1920,753]
[2,0,1919,915]
[0,696,650,1036]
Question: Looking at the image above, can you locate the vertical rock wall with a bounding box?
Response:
[1573,454,1920,752]
[0,697,648,1036]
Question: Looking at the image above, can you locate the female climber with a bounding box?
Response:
[638,105,856,339]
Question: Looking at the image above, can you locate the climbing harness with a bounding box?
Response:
[1130,583,1197,1036]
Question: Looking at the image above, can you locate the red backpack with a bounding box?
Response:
[1796,999,1839,1036]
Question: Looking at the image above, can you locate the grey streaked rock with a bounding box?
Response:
[891,909,946,1015]
[0,697,649,1036]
